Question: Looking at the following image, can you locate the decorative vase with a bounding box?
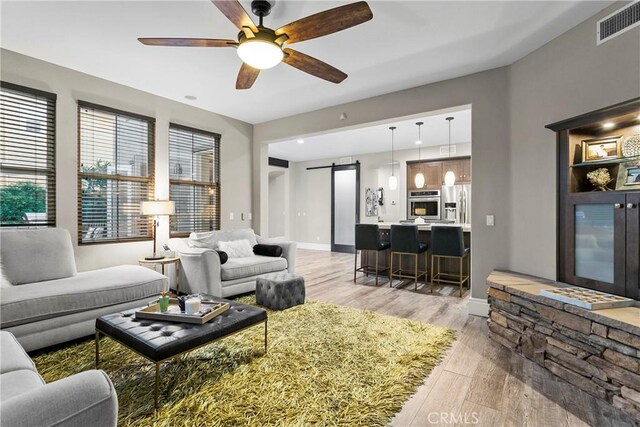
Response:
[159,296,170,312]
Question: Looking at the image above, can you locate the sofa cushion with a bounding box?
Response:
[188,229,257,250]
[0,369,45,402]
[0,229,77,285]
[0,332,36,374]
[0,265,166,328]
[220,256,287,281]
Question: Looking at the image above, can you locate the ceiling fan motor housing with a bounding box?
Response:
[251,0,273,19]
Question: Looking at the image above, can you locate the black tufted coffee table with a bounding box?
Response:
[95,295,267,410]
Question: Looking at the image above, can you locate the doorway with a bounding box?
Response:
[331,163,360,253]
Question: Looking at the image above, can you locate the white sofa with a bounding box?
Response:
[0,228,167,351]
[169,229,296,298]
[0,331,117,427]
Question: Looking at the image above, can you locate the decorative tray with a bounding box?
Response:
[539,287,634,310]
[135,299,229,324]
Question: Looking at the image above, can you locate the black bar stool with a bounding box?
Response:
[354,224,390,286]
[430,225,470,297]
[390,225,428,291]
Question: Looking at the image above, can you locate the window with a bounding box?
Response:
[0,82,56,227]
[169,124,220,237]
[78,102,154,243]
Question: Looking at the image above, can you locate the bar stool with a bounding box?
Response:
[390,225,428,291]
[354,224,390,286]
[430,226,470,297]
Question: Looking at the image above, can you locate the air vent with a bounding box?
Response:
[440,145,457,156]
[597,1,640,45]
[338,156,353,164]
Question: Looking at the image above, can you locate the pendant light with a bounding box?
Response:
[388,126,398,190]
[414,121,425,188]
[444,117,456,187]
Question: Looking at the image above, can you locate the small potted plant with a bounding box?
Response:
[586,168,613,191]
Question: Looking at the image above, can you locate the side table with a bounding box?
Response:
[138,257,181,295]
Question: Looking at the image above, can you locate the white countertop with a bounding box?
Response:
[376,222,471,232]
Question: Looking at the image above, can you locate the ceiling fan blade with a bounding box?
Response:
[283,49,347,84]
[236,63,260,89]
[210,0,258,33]
[275,1,373,44]
[138,38,237,47]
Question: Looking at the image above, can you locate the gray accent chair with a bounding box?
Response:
[0,331,118,427]
[0,228,167,351]
[169,229,296,298]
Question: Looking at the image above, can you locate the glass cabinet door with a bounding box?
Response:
[567,193,626,296]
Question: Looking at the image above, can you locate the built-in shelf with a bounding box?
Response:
[571,154,640,168]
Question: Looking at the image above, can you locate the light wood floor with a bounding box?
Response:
[296,249,638,427]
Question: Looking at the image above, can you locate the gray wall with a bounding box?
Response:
[268,169,286,238]
[254,67,510,300]
[508,3,640,279]
[289,144,471,246]
[1,49,253,271]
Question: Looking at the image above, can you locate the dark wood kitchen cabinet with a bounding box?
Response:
[547,97,640,299]
[424,162,442,188]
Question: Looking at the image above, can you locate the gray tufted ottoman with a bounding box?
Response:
[256,272,305,310]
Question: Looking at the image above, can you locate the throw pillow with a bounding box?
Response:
[0,263,12,288]
[218,239,254,258]
[216,250,229,264]
[253,244,283,257]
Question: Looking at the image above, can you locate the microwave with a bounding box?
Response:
[408,190,441,220]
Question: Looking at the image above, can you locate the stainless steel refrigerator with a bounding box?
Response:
[441,184,471,224]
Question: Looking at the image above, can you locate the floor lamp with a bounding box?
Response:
[140,200,175,260]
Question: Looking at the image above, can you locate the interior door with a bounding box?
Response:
[331,163,360,253]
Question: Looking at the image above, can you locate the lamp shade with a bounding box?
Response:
[388,175,398,190]
[140,200,175,216]
[444,170,456,186]
[414,172,425,189]
[237,39,283,70]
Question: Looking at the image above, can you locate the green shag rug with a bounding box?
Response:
[33,296,455,426]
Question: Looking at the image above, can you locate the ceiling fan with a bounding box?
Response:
[138,0,373,89]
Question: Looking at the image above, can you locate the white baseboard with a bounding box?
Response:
[297,242,331,251]
[467,297,490,317]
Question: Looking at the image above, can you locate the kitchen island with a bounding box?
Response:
[359,222,471,289]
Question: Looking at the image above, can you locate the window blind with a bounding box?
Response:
[169,124,220,237]
[78,101,155,244]
[0,82,56,228]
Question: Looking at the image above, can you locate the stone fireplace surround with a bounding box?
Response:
[487,270,640,419]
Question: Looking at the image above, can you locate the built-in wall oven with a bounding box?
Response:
[408,190,441,220]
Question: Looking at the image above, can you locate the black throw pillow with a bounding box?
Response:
[215,250,229,264]
[253,244,283,258]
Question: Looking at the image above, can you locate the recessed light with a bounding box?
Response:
[297,139,304,144]
[415,140,422,145]
[602,122,615,129]
[185,95,197,101]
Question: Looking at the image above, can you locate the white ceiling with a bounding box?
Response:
[0,1,611,124]
[269,107,471,162]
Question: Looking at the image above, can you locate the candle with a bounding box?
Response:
[185,298,201,315]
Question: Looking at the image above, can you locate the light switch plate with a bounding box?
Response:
[486,215,495,226]
[230,212,234,220]
[248,213,252,220]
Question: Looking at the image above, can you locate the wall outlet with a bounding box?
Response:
[248,213,252,220]
[316,236,320,241]
[486,215,495,226]
[230,212,234,220]
[303,212,306,217]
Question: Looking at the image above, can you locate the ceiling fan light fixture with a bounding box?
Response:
[237,38,283,70]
